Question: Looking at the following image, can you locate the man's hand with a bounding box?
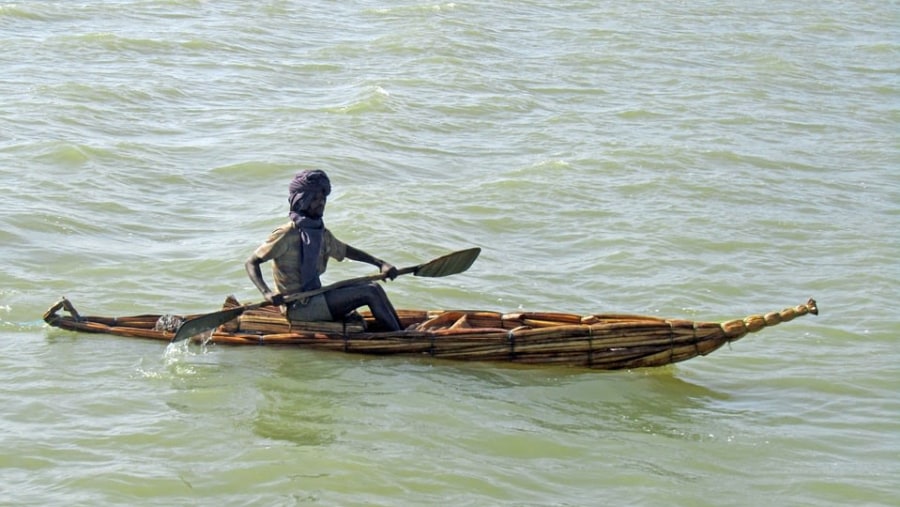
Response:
[380,262,399,281]
[264,291,285,306]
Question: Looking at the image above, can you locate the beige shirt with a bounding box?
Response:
[253,221,348,294]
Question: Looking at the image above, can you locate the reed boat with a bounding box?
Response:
[43,296,818,370]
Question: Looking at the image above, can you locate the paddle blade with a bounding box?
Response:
[172,306,245,342]
[414,247,480,278]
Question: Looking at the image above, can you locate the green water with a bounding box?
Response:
[1,1,898,505]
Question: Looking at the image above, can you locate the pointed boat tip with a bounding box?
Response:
[806,297,819,316]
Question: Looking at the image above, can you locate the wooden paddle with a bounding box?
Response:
[171,247,481,342]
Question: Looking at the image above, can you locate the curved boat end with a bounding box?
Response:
[43,297,82,325]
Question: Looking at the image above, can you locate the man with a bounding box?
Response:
[245,170,402,331]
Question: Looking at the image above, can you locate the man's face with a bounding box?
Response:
[305,189,327,219]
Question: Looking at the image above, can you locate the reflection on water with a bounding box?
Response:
[245,348,735,453]
[252,378,341,446]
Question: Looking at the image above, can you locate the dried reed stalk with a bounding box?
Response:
[43,297,818,370]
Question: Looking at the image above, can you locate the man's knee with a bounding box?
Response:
[368,282,388,297]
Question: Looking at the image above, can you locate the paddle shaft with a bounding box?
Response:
[287,266,417,302]
[172,271,399,342]
[251,268,411,311]
[171,247,480,342]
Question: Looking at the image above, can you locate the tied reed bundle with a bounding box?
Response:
[43,297,818,370]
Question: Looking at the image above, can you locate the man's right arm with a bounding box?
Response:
[245,254,284,306]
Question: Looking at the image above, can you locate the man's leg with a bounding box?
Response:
[324,283,401,331]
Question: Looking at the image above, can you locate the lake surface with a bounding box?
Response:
[1,1,898,505]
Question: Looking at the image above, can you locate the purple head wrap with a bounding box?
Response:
[288,170,331,214]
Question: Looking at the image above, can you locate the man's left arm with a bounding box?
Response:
[345,245,398,280]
